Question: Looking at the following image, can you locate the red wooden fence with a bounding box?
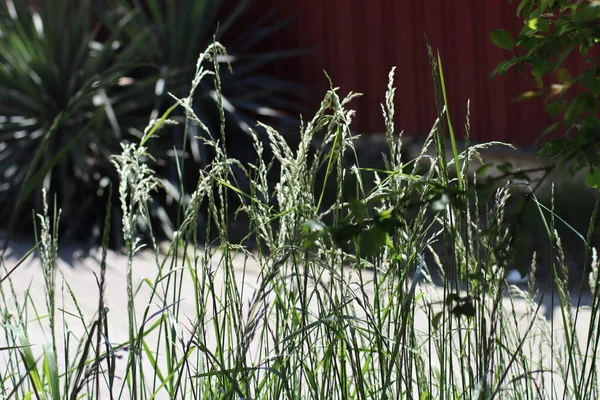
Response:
[21,0,588,147]
[247,0,587,147]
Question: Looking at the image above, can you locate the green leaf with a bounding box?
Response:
[445,293,460,306]
[573,2,600,25]
[556,67,572,84]
[7,108,103,236]
[586,168,600,189]
[301,223,326,249]
[349,199,368,222]
[477,164,491,176]
[518,36,538,52]
[432,312,444,330]
[544,120,562,134]
[490,29,515,50]
[468,270,484,282]
[540,0,555,12]
[42,345,60,400]
[532,61,556,87]
[513,90,542,101]
[301,219,326,234]
[497,162,514,174]
[452,302,476,318]
[358,226,387,257]
[489,57,525,78]
[546,101,567,117]
[580,72,600,96]
[517,0,533,17]
[564,93,597,127]
[527,17,540,30]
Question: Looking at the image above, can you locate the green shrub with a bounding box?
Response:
[491,0,600,187]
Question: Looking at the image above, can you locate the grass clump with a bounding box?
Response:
[0,42,599,399]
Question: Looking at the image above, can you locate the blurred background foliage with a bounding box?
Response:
[0,0,305,246]
[489,0,600,282]
[491,0,600,186]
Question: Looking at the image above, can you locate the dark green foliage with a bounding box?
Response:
[491,0,600,187]
[0,0,303,244]
[0,0,152,241]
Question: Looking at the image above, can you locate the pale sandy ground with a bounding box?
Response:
[0,240,597,399]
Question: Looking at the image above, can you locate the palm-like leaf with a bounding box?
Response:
[0,0,305,244]
[0,0,151,241]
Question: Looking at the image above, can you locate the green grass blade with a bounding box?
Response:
[437,52,463,192]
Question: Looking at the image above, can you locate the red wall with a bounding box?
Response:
[253,0,588,147]
[20,1,587,147]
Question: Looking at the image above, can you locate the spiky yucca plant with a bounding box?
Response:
[0,0,305,246]
[0,0,153,242]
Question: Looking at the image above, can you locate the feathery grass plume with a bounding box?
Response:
[381,65,406,182]
[111,142,160,398]
[34,189,60,360]
[31,189,60,398]
[590,248,599,297]
[111,143,160,250]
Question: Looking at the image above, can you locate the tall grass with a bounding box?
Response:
[0,41,599,399]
